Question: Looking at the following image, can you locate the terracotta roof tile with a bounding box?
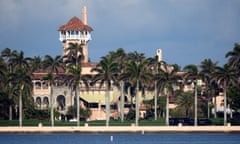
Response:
[58,16,93,31]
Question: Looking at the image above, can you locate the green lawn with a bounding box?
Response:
[0,118,233,127]
[0,119,165,126]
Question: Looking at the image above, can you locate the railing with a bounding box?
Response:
[59,34,91,41]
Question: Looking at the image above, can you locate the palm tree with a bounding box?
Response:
[127,51,145,63]
[200,59,218,118]
[184,64,202,126]
[43,55,64,127]
[91,56,118,126]
[64,64,91,126]
[176,91,194,117]
[0,49,13,120]
[211,64,238,126]
[63,42,85,64]
[107,48,127,122]
[1,49,30,120]
[8,68,32,126]
[9,51,30,71]
[147,56,158,120]
[63,42,87,126]
[226,43,240,71]
[156,63,181,126]
[123,59,152,126]
[147,56,167,120]
[29,56,42,73]
[0,57,7,89]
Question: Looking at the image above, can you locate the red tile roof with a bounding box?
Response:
[58,16,93,31]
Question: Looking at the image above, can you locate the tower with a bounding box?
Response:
[156,49,162,62]
[58,6,93,63]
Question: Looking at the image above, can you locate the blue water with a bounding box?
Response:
[1,133,240,144]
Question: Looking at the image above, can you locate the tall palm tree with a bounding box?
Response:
[147,56,166,120]
[184,64,202,126]
[91,56,118,126]
[123,59,152,126]
[226,43,240,71]
[211,64,238,126]
[8,68,32,126]
[63,42,86,126]
[107,48,127,122]
[1,49,29,120]
[156,63,181,126]
[64,64,91,126]
[147,56,158,120]
[1,48,13,120]
[200,59,218,118]
[43,55,64,127]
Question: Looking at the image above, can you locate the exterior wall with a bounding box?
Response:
[89,108,106,120]
[32,78,225,120]
[213,93,224,112]
[82,66,97,75]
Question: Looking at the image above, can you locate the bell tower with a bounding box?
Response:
[58,6,93,63]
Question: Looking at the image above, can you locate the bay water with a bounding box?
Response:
[1,133,240,144]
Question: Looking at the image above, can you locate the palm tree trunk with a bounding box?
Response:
[76,86,80,127]
[214,95,217,118]
[19,89,22,127]
[106,88,110,126]
[50,85,54,127]
[135,81,139,126]
[207,89,210,119]
[223,81,227,126]
[9,89,13,120]
[120,81,124,122]
[9,106,12,120]
[164,86,169,126]
[166,94,169,126]
[194,84,198,126]
[154,81,157,120]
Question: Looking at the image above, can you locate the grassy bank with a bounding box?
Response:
[0,119,165,127]
[0,118,233,127]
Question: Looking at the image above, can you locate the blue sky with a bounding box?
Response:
[0,0,240,67]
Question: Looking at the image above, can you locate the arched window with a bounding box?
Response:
[36,97,41,109]
[43,97,49,109]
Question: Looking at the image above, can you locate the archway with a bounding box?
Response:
[57,95,66,110]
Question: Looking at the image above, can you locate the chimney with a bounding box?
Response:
[82,6,87,25]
